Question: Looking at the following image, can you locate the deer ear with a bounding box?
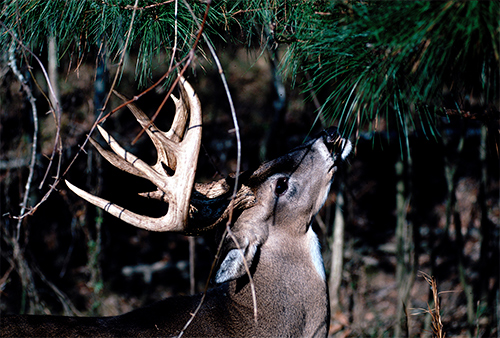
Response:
[215,242,259,284]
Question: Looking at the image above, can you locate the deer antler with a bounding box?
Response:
[66,77,203,233]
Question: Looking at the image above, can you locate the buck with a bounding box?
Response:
[1,77,351,337]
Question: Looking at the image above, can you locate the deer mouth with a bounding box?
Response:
[322,127,352,161]
[319,127,351,175]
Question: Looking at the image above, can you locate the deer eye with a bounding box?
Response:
[275,177,289,196]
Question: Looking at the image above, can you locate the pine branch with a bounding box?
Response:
[276,1,499,139]
[1,0,497,139]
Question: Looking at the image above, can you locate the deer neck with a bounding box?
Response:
[226,226,329,336]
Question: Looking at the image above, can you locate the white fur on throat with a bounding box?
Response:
[307,227,326,281]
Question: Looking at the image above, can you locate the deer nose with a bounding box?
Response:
[322,127,352,160]
[322,126,342,151]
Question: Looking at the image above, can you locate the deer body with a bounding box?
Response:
[3,253,326,337]
[2,227,327,338]
[1,78,350,337]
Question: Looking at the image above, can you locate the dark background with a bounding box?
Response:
[1,45,498,337]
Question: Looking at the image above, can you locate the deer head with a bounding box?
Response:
[3,77,351,338]
[214,128,351,285]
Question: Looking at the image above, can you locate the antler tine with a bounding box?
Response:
[65,180,185,232]
[112,77,201,175]
[167,94,188,143]
[88,135,145,179]
[94,124,169,188]
[113,90,176,170]
[66,77,202,233]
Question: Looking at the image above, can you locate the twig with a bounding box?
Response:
[0,23,61,117]
[176,1,257,336]
[32,264,82,316]
[129,0,210,144]
[96,0,206,130]
[1,21,63,219]
[101,0,174,10]
[97,7,198,140]
[57,0,139,208]
[7,40,38,240]
[100,0,139,113]
[98,51,189,124]
[199,5,254,321]
[13,29,62,192]
[177,225,228,338]
[181,0,242,222]
[0,256,15,292]
[3,0,142,222]
[225,226,258,322]
[168,0,179,72]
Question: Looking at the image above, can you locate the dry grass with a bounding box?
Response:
[418,271,445,338]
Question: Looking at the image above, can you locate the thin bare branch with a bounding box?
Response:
[181,0,242,220]
[226,227,258,322]
[1,21,64,219]
[32,265,82,317]
[168,0,179,72]
[130,0,210,144]
[175,1,255,335]
[100,0,175,10]
[0,23,61,115]
[54,0,140,217]
[177,226,228,338]
[100,0,139,114]
[7,40,38,238]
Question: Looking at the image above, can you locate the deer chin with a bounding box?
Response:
[340,139,353,160]
[311,139,337,214]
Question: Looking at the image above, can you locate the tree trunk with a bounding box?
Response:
[329,180,345,317]
[394,155,415,338]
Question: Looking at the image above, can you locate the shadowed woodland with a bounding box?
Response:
[1,1,499,337]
